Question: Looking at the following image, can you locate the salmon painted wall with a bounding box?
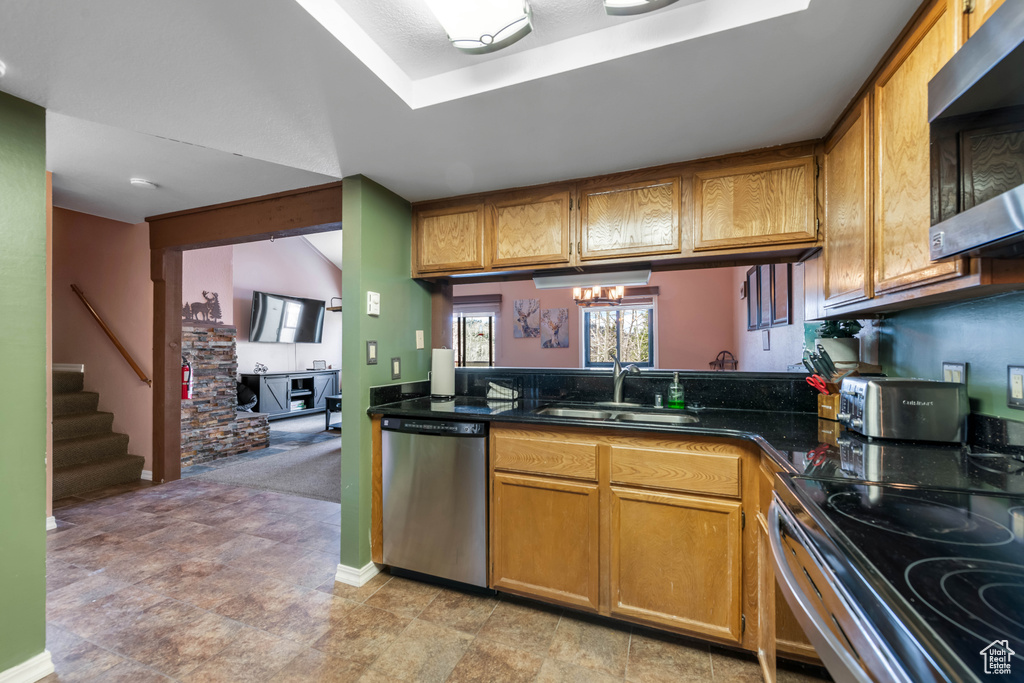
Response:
[233,236,343,375]
[182,246,233,326]
[454,268,738,370]
[732,263,806,372]
[52,209,154,469]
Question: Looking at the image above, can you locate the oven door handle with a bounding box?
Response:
[769,500,875,683]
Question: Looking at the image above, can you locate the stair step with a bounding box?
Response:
[53,411,114,441]
[53,370,84,395]
[53,454,145,501]
[53,432,129,469]
[53,391,100,417]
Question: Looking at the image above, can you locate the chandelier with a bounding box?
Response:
[573,285,625,307]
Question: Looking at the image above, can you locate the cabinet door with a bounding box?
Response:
[578,177,680,260]
[413,204,485,274]
[259,376,290,415]
[312,373,335,409]
[757,514,776,683]
[489,188,572,268]
[693,157,816,251]
[967,0,1006,38]
[491,472,600,611]
[874,2,961,294]
[824,98,873,307]
[609,487,743,642]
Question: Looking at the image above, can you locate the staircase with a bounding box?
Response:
[52,370,145,500]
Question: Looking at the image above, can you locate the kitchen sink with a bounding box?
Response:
[615,412,699,425]
[534,405,698,425]
[535,407,615,420]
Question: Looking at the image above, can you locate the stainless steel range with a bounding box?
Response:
[771,439,1024,682]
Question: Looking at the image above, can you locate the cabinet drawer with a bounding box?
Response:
[610,446,740,497]
[492,431,598,481]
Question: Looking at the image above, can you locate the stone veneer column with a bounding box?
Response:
[180,324,268,466]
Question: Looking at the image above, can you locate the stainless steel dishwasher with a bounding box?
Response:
[381,416,488,588]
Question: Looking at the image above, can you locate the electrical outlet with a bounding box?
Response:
[1009,365,1024,410]
[416,330,424,349]
[366,291,380,316]
[942,361,967,384]
[391,357,401,380]
[366,341,377,365]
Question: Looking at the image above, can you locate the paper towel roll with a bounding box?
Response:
[431,348,455,398]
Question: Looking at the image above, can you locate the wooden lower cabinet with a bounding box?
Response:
[610,487,743,642]
[491,472,601,612]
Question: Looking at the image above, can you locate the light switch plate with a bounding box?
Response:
[942,361,967,384]
[1009,365,1024,410]
[415,330,424,349]
[391,357,401,380]
[366,341,377,365]
[366,291,380,317]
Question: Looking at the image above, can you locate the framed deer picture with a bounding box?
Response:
[513,299,540,338]
[541,308,569,348]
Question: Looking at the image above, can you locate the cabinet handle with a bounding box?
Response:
[569,242,572,255]
[578,241,582,255]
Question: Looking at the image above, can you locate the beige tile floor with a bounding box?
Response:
[45,479,831,682]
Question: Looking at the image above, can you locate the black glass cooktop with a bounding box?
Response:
[788,477,1024,679]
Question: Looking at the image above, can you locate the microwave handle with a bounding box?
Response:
[769,500,875,683]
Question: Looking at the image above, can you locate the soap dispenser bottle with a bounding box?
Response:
[667,372,685,409]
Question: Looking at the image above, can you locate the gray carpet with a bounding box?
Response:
[194,438,341,502]
[269,414,332,434]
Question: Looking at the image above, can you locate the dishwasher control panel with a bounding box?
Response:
[381,417,486,436]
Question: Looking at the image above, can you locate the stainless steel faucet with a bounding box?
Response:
[611,351,641,404]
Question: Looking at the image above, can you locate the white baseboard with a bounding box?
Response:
[141,470,152,481]
[0,651,54,683]
[52,364,84,373]
[335,562,381,587]
[45,516,56,531]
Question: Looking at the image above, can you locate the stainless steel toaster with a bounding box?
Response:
[838,377,968,443]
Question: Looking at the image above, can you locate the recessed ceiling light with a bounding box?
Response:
[130,178,158,190]
[604,0,680,16]
[423,0,532,54]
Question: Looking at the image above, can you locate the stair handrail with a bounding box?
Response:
[70,284,152,387]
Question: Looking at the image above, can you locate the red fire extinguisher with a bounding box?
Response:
[181,356,193,400]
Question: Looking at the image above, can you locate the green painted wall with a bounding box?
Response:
[879,291,1024,419]
[340,176,432,569]
[0,92,47,672]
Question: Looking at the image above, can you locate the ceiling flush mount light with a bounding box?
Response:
[573,285,625,308]
[604,0,680,16]
[129,178,158,190]
[424,0,533,54]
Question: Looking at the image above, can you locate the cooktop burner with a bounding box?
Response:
[827,491,1016,546]
[905,557,1024,660]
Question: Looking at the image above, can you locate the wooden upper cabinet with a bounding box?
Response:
[578,177,681,261]
[489,187,572,269]
[967,0,1006,38]
[609,487,743,642]
[873,2,962,294]
[693,157,817,251]
[413,203,485,274]
[823,97,873,307]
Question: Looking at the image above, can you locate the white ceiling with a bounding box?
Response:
[303,231,344,271]
[0,0,921,224]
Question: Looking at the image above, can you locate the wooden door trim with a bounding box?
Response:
[147,181,344,482]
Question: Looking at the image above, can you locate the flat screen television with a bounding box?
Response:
[249,291,325,343]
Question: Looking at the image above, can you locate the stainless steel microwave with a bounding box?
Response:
[928,0,1024,260]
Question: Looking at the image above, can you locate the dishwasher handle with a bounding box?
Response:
[381,417,487,437]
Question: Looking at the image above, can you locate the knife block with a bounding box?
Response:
[817,393,841,421]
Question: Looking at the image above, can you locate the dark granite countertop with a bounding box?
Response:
[368,396,823,472]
